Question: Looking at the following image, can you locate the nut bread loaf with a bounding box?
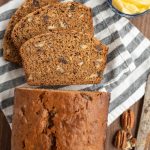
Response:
[3,0,58,64]
[12,2,94,50]
[12,88,110,150]
[19,30,108,85]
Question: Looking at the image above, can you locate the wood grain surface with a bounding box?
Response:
[131,13,150,39]
[0,0,150,150]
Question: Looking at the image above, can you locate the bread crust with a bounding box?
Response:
[12,88,110,150]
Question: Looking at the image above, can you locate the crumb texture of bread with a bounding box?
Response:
[3,0,58,64]
[11,88,110,150]
[12,2,93,50]
[19,30,108,85]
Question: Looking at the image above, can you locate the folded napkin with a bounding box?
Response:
[0,0,150,127]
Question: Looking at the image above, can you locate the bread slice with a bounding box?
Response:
[12,87,110,150]
[3,0,58,64]
[20,30,108,86]
[12,2,94,50]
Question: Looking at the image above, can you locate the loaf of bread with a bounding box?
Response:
[12,2,94,50]
[3,0,58,64]
[19,30,108,85]
[12,88,110,150]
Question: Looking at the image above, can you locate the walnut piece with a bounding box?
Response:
[27,16,33,22]
[48,25,56,30]
[34,41,45,48]
[59,21,67,28]
[56,66,64,74]
[80,44,88,49]
[79,14,84,18]
[89,73,98,79]
[68,13,72,17]
[78,61,84,66]
[94,59,102,68]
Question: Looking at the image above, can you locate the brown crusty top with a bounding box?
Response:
[12,88,110,150]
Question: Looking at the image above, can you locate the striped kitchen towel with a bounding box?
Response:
[0,0,150,127]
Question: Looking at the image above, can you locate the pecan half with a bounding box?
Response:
[114,130,127,149]
[121,110,135,130]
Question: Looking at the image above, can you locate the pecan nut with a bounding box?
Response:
[130,138,136,147]
[121,110,135,130]
[124,138,137,150]
[114,130,127,149]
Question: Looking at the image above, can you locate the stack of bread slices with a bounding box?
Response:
[3,0,108,86]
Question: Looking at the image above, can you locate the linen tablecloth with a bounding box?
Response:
[0,0,150,127]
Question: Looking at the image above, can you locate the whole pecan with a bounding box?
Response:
[121,110,135,130]
[114,130,127,149]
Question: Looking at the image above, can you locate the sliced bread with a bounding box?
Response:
[12,2,94,50]
[3,0,58,64]
[20,30,108,86]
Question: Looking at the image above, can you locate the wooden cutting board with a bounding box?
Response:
[136,74,150,150]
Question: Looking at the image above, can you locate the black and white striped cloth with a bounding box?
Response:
[0,0,150,127]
